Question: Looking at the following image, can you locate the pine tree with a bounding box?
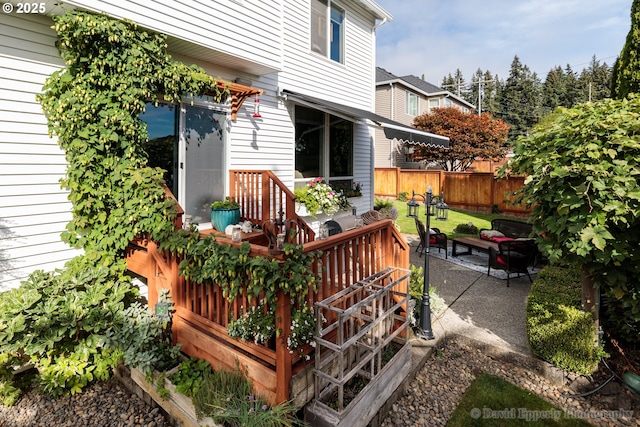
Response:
[587,56,612,101]
[542,66,566,113]
[497,56,542,140]
[612,0,640,99]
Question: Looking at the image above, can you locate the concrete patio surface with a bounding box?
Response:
[403,233,535,357]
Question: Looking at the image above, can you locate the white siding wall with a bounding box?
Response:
[67,0,283,75]
[0,13,79,291]
[0,1,385,289]
[280,0,379,210]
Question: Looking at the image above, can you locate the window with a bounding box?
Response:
[294,105,353,189]
[444,98,452,107]
[406,92,418,116]
[141,101,228,225]
[428,98,439,111]
[311,0,345,63]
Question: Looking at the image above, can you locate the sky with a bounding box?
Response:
[374,0,633,87]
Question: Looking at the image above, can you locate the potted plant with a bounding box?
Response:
[210,198,241,231]
[294,178,350,218]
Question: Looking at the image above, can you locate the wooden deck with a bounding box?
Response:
[124,170,410,407]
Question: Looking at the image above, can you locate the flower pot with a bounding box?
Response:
[210,208,241,231]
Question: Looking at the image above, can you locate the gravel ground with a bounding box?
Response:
[381,337,639,427]
[1,337,638,426]
[0,379,173,427]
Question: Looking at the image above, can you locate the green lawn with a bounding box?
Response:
[387,199,519,238]
[447,373,591,426]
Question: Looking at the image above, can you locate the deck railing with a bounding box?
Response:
[125,170,410,406]
[127,218,409,406]
[229,170,314,243]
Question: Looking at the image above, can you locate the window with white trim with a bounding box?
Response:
[294,105,353,190]
[406,92,418,116]
[310,0,345,63]
[428,98,439,111]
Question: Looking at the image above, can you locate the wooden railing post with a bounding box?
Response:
[275,289,292,403]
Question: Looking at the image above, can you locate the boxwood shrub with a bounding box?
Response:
[526,263,607,375]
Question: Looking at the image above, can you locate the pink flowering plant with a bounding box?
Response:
[294,178,350,217]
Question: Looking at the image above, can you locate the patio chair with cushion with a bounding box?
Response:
[414,217,448,258]
[487,239,537,286]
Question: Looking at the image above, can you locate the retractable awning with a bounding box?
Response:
[282,90,449,148]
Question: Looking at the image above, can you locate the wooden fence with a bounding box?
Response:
[374,168,531,217]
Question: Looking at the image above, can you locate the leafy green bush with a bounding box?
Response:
[526,263,607,374]
[105,289,181,376]
[453,223,479,235]
[506,96,640,345]
[374,198,394,211]
[0,267,138,396]
[168,357,212,398]
[408,265,446,326]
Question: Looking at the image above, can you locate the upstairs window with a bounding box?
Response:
[311,0,345,63]
[428,98,440,111]
[406,92,418,116]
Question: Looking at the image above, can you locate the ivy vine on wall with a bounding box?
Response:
[38,10,319,353]
[38,10,228,275]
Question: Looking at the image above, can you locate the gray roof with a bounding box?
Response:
[376,67,475,109]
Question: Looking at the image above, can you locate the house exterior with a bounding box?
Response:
[375,67,475,168]
[0,1,443,291]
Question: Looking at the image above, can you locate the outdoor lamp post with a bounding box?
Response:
[419,185,435,340]
[406,191,420,218]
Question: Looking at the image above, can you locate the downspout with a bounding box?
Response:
[389,82,394,167]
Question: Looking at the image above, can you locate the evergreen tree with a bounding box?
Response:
[587,56,612,101]
[562,64,582,106]
[612,0,640,99]
[483,71,502,115]
[467,69,484,111]
[542,66,566,113]
[497,56,542,140]
[441,73,456,89]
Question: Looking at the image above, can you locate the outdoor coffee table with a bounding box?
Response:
[451,237,498,257]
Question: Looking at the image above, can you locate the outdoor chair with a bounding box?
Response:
[414,217,448,258]
[487,239,537,286]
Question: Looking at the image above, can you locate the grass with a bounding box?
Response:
[447,373,591,426]
[386,199,518,238]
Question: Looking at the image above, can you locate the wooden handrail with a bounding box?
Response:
[229,170,314,242]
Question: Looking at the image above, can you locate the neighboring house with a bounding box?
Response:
[0,1,444,291]
[375,67,475,168]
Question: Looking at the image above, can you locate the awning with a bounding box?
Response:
[282,90,449,148]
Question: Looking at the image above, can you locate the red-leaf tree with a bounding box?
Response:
[410,107,510,171]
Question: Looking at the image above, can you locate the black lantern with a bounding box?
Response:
[406,191,420,218]
[435,191,449,221]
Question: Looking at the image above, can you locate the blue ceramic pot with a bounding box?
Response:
[210,208,241,231]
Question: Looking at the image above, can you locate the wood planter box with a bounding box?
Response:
[304,342,412,427]
[130,367,219,427]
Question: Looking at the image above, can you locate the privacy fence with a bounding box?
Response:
[374,168,531,217]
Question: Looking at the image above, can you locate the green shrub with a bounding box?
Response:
[397,192,409,202]
[0,266,138,396]
[453,223,479,235]
[104,289,181,376]
[408,265,446,325]
[168,357,212,398]
[526,263,607,374]
[373,198,393,211]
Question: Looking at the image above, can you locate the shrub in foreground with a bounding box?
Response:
[526,263,607,374]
